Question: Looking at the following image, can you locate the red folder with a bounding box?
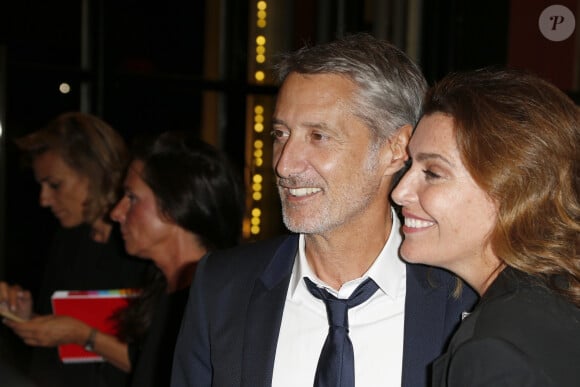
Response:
[50,289,139,363]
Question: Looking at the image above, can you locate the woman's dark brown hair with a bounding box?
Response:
[114,131,245,343]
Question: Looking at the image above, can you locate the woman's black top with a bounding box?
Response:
[29,224,150,387]
[128,287,189,387]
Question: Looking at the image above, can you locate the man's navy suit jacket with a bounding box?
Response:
[172,234,477,387]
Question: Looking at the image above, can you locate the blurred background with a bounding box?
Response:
[0,0,578,296]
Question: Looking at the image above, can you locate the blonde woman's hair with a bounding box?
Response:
[15,112,128,224]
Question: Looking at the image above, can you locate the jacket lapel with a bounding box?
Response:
[241,235,298,387]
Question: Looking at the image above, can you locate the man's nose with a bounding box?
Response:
[273,136,308,178]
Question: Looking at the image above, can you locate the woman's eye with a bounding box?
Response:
[422,169,441,180]
[125,192,137,203]
[49,182,61,190]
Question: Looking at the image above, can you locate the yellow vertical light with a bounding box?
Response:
[246,1,270,238]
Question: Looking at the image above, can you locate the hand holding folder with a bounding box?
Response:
[50,289,139,363]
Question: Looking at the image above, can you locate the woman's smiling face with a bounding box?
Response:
[391,113,498,282]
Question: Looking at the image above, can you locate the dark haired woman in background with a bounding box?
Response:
[1,112,149,387]
[110,131,245,386]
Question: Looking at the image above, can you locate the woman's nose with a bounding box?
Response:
[39,185,52,208]
[110,198,127,222]
[391,171,415,206]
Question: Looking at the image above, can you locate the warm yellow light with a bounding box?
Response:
[251,225,260,235]
[254,123,264,132]
[251,207,262,217]
[257,10,266,19]
[255,71,265,82]
[254,139,264,148]
[256,46,266,55]
[257,1,267,11]
[254,115,264,123]
[256,36,266,45]
[256,55,266,64]
[253,149,263,158]
[257,19,266,28]
[255,158,263,167]
[251,217,261,226]
[254,105,264,114]
[252,183,262,192]
[252,192,262,201]
[253,174,263,183]
[59,83,71,94]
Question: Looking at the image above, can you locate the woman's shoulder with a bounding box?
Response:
[456,271,580,385]
[470,270,580,350]
[51,224,91,243]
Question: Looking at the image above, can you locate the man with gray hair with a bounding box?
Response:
[172,33,476,387]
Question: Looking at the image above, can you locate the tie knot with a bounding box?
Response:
[325,298,349,328]
[304,277,379,329]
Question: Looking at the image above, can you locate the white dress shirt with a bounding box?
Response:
[272,210,407,386]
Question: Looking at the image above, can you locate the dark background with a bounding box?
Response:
[0,0,577,296]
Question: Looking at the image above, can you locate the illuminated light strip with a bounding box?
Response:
[250,105,265,235]
[249,1,269,236]
[254,1,267,82]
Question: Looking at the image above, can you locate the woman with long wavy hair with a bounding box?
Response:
[392,68,580,386]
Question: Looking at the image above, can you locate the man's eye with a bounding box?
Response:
[49,182,61,190]
[311,132,326,141]
[270,129,288,140]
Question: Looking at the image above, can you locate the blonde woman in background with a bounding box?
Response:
[1,112,149,387]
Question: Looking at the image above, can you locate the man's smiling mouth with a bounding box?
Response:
[288,187,322,197]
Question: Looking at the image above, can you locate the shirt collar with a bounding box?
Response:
[287,208,406,300]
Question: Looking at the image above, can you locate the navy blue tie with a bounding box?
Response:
[304,277,379,387]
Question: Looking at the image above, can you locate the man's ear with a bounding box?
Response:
[386,124,412,172]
